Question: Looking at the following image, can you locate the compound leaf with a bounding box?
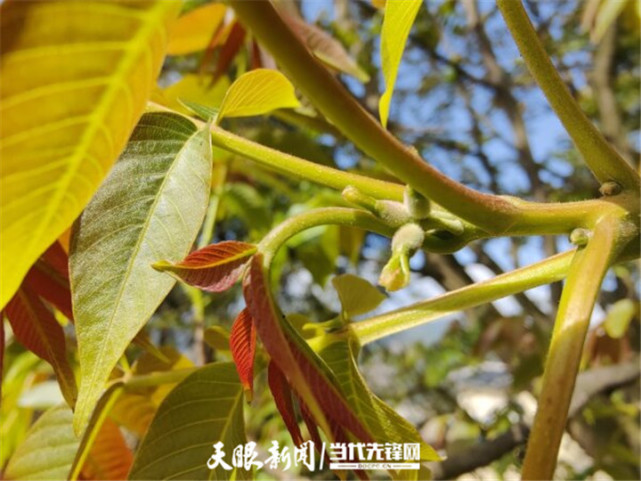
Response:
[0,0,178,308]
[70,112,212,433]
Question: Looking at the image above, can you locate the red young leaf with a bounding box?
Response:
[153,240,256,292]
[297,395,329,462]
[243,254,372,444]
[212,21,246,83]
[4,285,77,406]
[268,360,304,445]
[287,338,371,442]
[230,308,256,401]
[24,241,73,320]
[80,418,134,480]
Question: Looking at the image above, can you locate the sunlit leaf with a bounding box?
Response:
[332,274,386,318]
[0,0,178,308]
[70,112,212,433]
[230,308,256,401]
[129,362,250,481]
[161,74,230,115]
[154,240,256,292]
[4,405,78,481]
[280,11,370,82]
[217,69,300,122]
[4,286,77,407]
[167,3,227,55]
[379,0,422,128]
[604,298,637,339]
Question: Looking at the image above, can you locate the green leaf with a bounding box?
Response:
[217,69,300,122]
[128,362,250,481]
[70,112,212,433]
[204,326,231,352]
[604,298,637,339]
[4,405,78,481]
[332,274,386,318]
[379,0,422,128]
[0,0,178,308]
[318,335,440,467]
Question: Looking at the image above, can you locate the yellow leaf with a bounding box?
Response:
[161,74,230,114]
[167,3,227,55]
[217,69,301,122]
[378,0,422,128]
[0,0,179,309]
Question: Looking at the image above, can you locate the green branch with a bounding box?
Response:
[521,215,625,480]
[211,124,617,237]
[351,250,574,345]
[230,0,522,233]
[497,0,640,192]
[210,125,404,202]
[258,207,396,265]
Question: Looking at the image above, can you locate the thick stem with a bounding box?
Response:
[210,124,613,237]
[352,250,574,345]
[521,215,622,480]
[497,0,640,192]
[230,0,522,232]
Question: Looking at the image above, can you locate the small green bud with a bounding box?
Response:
[391,223,425,254]
[403,186,431,219]
[599,181,622,197]
[374,200,412,227]
[379,253,411,291]
[569,228,591,246]
[342,186,377,212]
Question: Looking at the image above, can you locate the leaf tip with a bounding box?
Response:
[151,260,173,273]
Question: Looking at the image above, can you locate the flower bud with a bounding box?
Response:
[391,223,425,254]
[379,223,424,292]
[599,181,622,197]
[379,253,410,291]
[374,200,412,228]
[569,228,591,246]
